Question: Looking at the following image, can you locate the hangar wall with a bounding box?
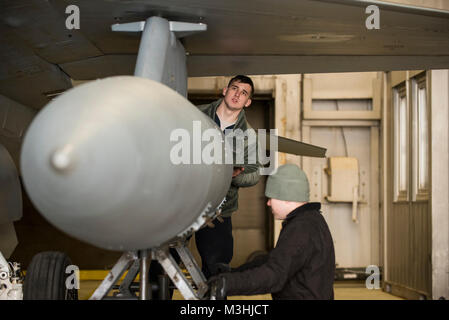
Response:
[429,70,449,300]
[301,72,381,269]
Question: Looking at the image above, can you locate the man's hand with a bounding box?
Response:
[232,167,245,177]
[207,275,227,300]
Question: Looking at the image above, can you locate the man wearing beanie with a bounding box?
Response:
[209,163,336,300]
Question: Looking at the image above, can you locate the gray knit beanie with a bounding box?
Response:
[265,164,310,202]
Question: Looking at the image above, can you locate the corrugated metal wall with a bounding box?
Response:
[387,203,431,296]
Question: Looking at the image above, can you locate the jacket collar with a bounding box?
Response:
[283,202,321,225]
[211,98,248,131]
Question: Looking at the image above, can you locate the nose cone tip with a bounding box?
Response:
[50,146,74,173]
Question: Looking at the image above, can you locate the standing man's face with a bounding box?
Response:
[222,80,252,111]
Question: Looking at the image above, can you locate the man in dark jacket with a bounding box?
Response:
[195,75,261,278]
[209,163,335,299]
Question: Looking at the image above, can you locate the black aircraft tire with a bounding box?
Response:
[23,251,78,300]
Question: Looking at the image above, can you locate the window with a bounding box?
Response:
[393,84,408,201]
[411,75,429,200]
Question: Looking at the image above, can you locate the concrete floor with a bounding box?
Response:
[78,280,403,300]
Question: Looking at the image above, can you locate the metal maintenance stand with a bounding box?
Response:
[89,238,208,300]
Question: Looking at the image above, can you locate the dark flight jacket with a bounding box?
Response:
[196,99,261,217]
[222,203,336,299]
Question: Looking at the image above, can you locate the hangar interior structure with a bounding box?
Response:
[0,0,448,300]
[3,70,448,300]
